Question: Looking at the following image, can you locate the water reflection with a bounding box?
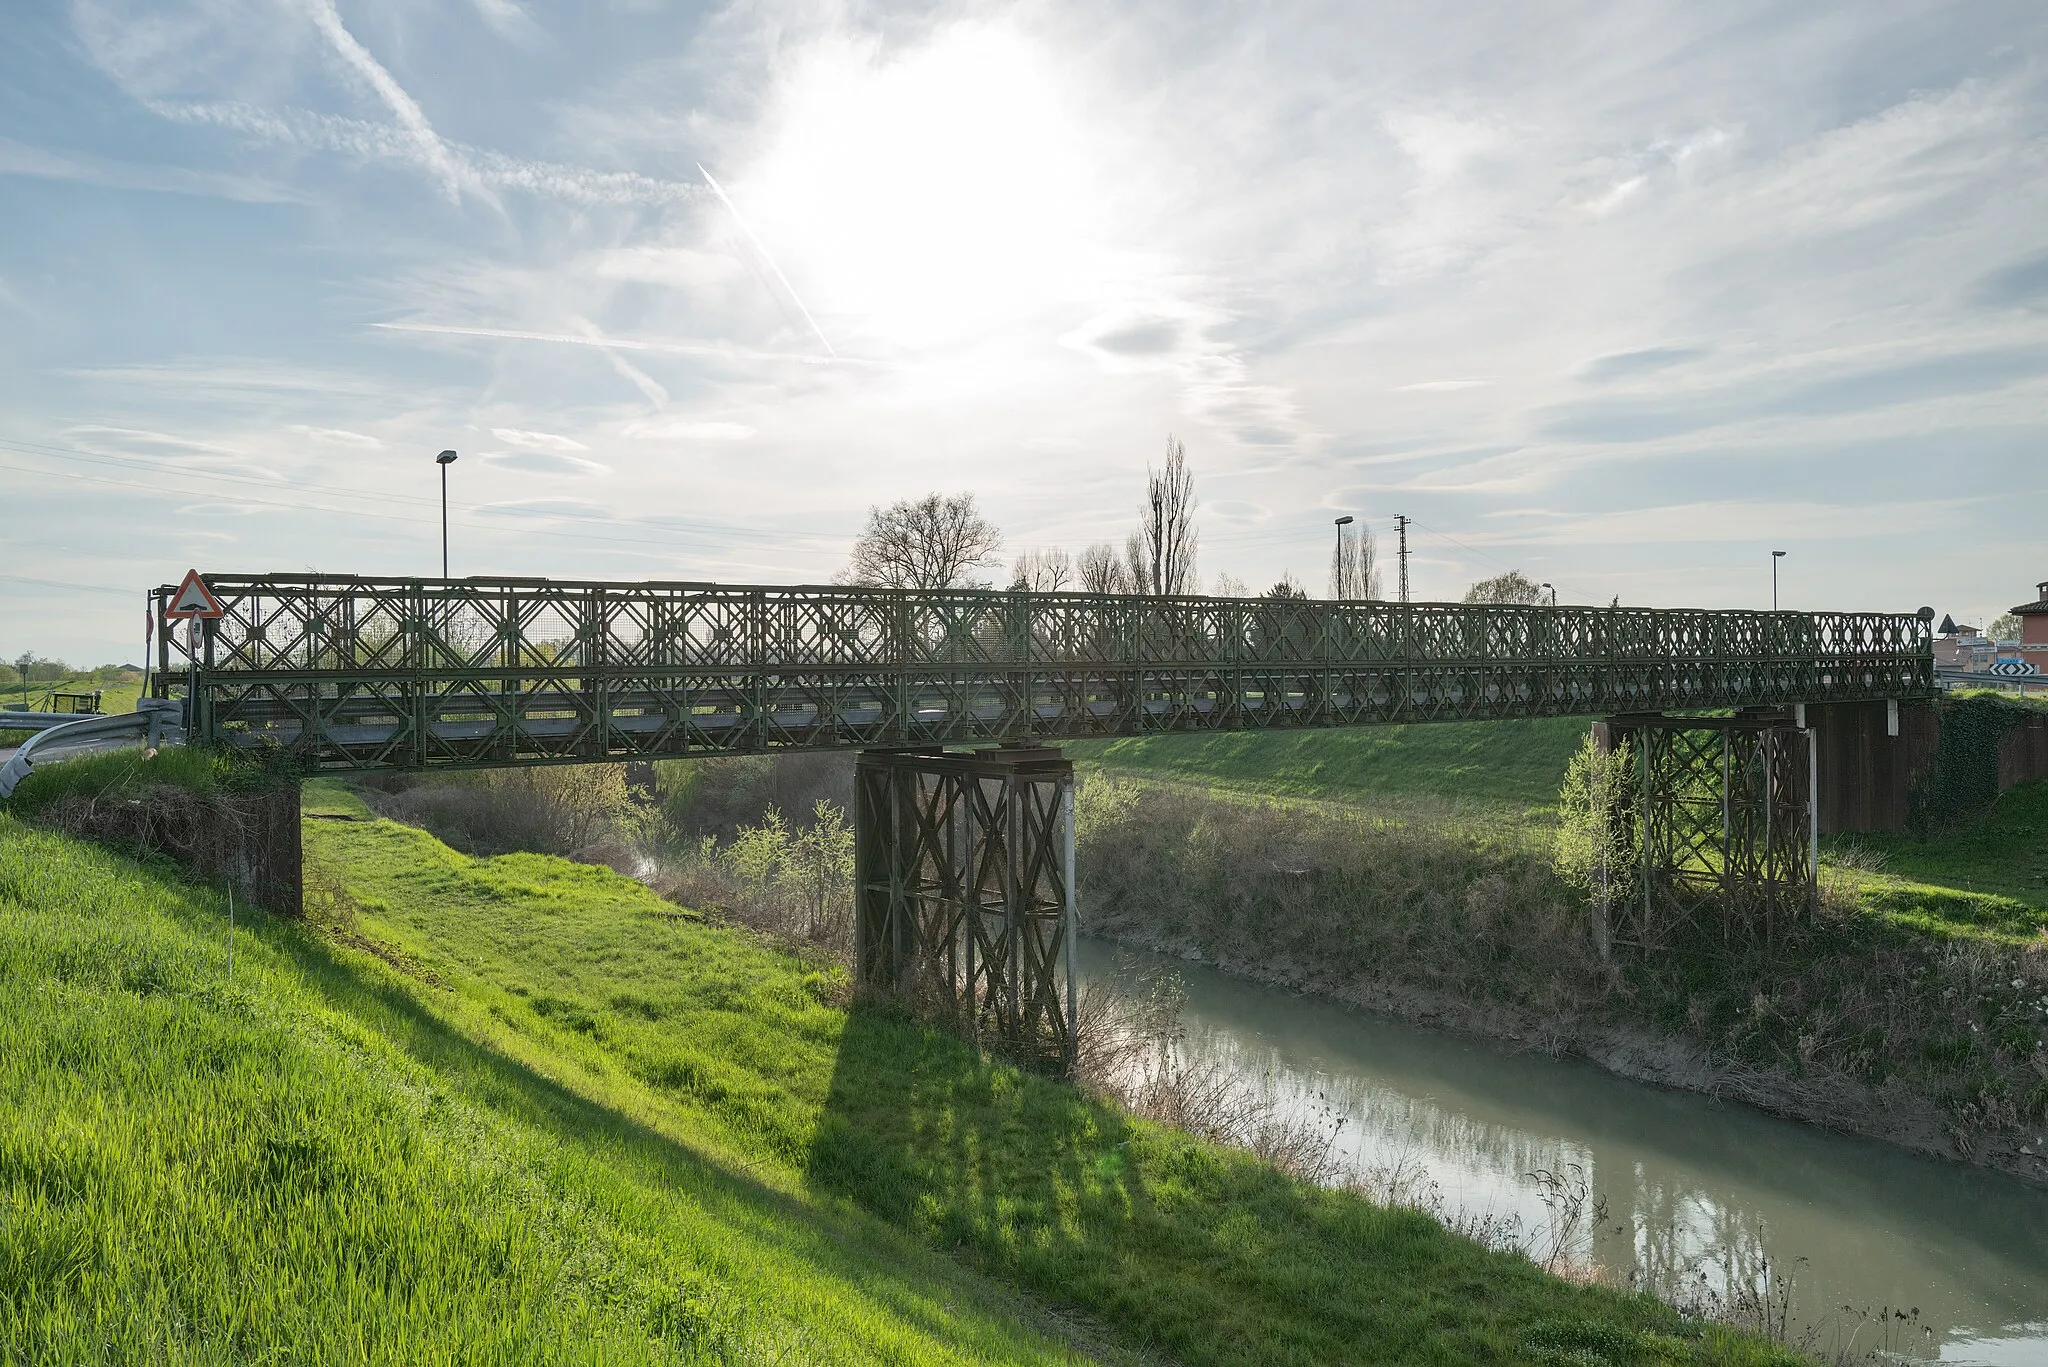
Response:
[1078,941,2048,1364]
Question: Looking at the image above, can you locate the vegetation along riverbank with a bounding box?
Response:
[0,764,1797,1366]
[1067,713,2048,1186]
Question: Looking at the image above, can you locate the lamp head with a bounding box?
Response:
[1771,549,1786,558]
[1334,515,1354,526]
[436,450,458,466]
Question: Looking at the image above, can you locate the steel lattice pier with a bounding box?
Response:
[1594,715,1816,946]
[854,747,1076,1068]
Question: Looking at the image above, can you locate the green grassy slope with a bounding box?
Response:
[0,808,1121,1365]
[294,782,1784,1367]
[1834,780,2048,938]
[0,777,1792,1366]
[1064,716,1593,814]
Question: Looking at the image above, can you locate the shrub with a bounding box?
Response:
[362,765,633,857]
[652,799,856,954]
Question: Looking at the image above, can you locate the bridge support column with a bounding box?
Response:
[1592,715,1814,948]
[854,746,1078,1072]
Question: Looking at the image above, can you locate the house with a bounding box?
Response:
[2010,580,2048,660]
[2012,581,2048,647]
[1934,617,1992,671]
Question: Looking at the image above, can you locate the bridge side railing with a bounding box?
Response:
[159,575,1932,674]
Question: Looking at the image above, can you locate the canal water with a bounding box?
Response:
[1076,940,2048,1364]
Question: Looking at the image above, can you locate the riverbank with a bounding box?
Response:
[0,777,1797,1366]
[1076,777,2048,1188]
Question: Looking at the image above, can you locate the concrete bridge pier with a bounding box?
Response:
[853,746,1079,1072]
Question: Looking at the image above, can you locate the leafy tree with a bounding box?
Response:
[1462,570,1546,605]
[842,493,1002,589]
[1988,612,2022,642]
[1264,574,1308,600]
[1552,736,1640,964]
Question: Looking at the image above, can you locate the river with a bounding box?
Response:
[1076,939,2048,1365]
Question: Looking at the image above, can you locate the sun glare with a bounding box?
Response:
[735,24,1114,352]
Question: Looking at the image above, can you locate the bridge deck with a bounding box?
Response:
[153,575,1934,772]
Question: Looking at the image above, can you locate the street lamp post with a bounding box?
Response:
[1332,515,1355,601]
[1541,582,1556,607]
[436,450,458,578]
[1771,550,1786,612]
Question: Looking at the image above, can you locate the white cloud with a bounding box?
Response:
[287,425,382,448]
[480,449,611,476]
[490,428,589,452]
[621,420,755,441]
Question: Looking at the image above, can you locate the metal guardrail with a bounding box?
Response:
[0,710,116,733]
[151,574,1937,773]
[0,702,184,801]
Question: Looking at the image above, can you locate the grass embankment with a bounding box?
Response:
[1066,716,1589,818]
[0,778,1788,1365]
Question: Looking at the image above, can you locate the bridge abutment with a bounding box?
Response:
[853,746,1078,1072]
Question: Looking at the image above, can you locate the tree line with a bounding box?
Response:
[839,436,1562,605]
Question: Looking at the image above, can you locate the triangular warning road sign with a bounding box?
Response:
[165,569,224,620]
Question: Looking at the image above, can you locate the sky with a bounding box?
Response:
[2,0,2045,665]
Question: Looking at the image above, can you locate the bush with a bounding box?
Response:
[362,765,633,858]
[648,753,851,846]
[651,800,855,954]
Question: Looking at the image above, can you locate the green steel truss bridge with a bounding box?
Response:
[152,574,1936,773]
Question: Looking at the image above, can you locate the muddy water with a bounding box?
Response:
[1077,940,2048,1364]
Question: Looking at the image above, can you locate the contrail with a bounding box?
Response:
[303,0,480,207]
[697,164,837,359]
[372,321,884,368]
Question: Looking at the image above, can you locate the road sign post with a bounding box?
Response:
[164,570,224,734]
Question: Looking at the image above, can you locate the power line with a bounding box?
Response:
[0,433,852,550]
[0,455,847,561]
[0,573,136,598]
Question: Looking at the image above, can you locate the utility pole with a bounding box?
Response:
[1771,549,1786,612]
[1394,515,1412,604]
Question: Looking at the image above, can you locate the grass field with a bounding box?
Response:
[1065,716,1592,816]
[0,673,147,746]
[0,777,1791,1366]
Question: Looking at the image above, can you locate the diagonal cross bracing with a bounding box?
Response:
[156,575,1936,772]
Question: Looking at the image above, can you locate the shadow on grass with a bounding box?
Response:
[256,913,1095,1365]
[802,1004,1596,1367]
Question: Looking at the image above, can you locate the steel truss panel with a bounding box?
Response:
[854,747,1076,1069]
[1596,715,1816,946]
[155,575,1935,771]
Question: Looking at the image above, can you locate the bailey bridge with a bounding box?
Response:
[149,573,1936,1067]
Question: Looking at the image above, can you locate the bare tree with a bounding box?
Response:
[1462,570,1546,605]
[1213,572,1249,598]
[1134,435,1199,596]
[841,493,1002,589]
[1077,542,1130,594]
[1328,522,1383,601]
[1009,548,1074,592]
